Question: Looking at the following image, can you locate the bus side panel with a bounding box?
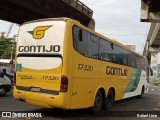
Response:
[60,20,75,109]
[72,50,126,108]
[71,78,93,108]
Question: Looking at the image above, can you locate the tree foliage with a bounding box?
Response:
[0,37,16,59]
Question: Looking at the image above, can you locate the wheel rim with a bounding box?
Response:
[94,92,102,110]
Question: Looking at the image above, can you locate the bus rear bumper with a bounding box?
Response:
[13,87,68,109]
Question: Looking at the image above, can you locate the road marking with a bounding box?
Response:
[151,89,155,91]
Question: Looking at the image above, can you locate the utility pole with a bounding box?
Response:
[6,23,14,38]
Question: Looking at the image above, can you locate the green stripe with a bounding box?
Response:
[125,69,142,93]
[28,31,33,35]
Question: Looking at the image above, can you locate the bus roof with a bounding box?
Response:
[21,17,69,26]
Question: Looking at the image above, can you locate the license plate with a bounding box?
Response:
[31,87,41,92]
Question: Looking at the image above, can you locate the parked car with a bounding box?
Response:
[0,72,12,97]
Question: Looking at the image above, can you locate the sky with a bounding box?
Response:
[0,20,19,38]
[80,0,150,54]
[0,0,150,54]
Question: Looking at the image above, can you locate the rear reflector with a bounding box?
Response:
[60,75,68,92]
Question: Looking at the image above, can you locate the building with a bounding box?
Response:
[125,45,136,52]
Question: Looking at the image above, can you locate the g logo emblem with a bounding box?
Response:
[28,26,52,39]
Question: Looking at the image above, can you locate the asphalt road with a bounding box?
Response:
[0,84,160,120]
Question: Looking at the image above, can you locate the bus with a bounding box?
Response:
[13,18,149,111]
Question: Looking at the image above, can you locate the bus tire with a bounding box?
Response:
[103,89,114,110]
[0,86,7,97]
[91,90,102,112]
[138,86,144,99]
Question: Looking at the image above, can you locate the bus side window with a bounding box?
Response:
[88,34,99,59]
[123,54,128,65]
[129,52,136,68]
[122,50,128,66]
[73,26,89,56]
[99,39,112,62]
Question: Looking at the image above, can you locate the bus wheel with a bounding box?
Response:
[0,87,7,97]
[91,91,102,112]
[138,86,144,99]
[103,89,114,110]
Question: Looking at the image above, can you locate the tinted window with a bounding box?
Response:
[122,49,129,66]
[112,45,123,64]
[88,34,99,59]
[99,39,113,62]
[73,26,147,70]
[73,26,89,55]
[73,26,98,59]
[136,56,141,69]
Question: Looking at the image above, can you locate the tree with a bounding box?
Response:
[0,37,16,59]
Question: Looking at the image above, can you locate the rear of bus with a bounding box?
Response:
[13,18,71,109]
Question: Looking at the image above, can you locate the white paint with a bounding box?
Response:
[17,57,62,70]
[123,70,149,99]
[17,20,65,70]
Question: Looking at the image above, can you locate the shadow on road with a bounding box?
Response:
[31,96,145,118]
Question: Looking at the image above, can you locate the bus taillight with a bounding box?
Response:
[60,75,68,92]
[14,72,16,85]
